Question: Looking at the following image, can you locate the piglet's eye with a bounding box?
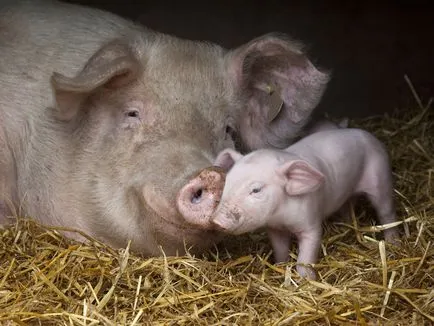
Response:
[249,182,264,195]
[250,187,262,195]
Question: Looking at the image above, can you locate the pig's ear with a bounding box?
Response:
[214,148,244,171]
[277,160,324,196]
[228,33,330,151]
[51,39,142,121]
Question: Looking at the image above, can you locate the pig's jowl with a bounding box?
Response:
[0,0,329,256]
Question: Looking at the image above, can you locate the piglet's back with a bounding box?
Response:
[287,128,385,163]
[285,128,389,214]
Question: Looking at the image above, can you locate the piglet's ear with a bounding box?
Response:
[277,160,324,196]
[228,33,330,151]
[214,148,244,171]
[51,39,142,121]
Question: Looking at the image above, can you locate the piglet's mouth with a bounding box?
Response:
[210,207,242,233]
[211,219,244,235]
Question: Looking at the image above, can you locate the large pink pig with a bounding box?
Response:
[212,128,399,279]
[0,0,329,256]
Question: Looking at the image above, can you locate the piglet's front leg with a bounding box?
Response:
[268,228,292,263]
[295,225,323,280]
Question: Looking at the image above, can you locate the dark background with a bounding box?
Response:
[66,0,433,119]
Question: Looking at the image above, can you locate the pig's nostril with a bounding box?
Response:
[191,188,204,204]
[176,167,226,227]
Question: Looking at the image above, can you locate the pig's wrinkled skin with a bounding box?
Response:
[212,128,399,280]
[0,0,329,257]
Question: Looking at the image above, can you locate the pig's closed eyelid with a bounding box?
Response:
[124,106,141,114]
[121,107,143,129]
[122,107,143,125]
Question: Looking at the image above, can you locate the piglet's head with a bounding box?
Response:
[212,148,276,235]
[211,148,245,233]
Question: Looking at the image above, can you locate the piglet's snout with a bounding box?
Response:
[210,212,227,231]
[210,204,238,231]
[176,166,226,228]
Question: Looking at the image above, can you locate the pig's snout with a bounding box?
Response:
[176,167,226,228]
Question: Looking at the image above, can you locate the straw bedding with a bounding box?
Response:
[1,81,433,325]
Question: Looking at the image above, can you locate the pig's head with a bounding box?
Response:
[212,148,325,235]
[49,31,328,256]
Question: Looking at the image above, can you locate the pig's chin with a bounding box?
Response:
[147,206,223,255]
[139,190,222,255]
[159,217,221,247]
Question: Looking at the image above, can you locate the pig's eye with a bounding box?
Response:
[122,108,142,129]
[126,109,140,118]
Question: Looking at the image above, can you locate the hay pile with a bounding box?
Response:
[1,88,433,325]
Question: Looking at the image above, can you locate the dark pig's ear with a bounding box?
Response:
[228,33,330,151]
[51,39,142,121]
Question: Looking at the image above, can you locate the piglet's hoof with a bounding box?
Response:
[296,264,319,281]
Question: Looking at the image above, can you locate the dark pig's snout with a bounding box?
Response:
[176,166,226,228]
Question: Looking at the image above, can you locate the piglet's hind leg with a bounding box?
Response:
[366,192,400,242]
[363,159,400,242]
